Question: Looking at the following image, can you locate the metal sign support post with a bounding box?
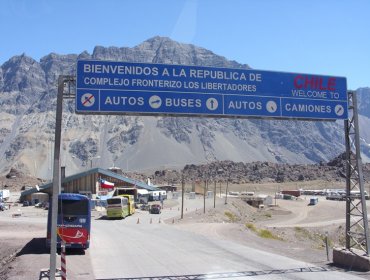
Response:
[344,90,369,255]
[213,181,216,208]
[181,174,184,219]
[203,180,206,214]
[49,75,76,280]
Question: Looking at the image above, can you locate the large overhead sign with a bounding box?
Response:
[76,60,348,120]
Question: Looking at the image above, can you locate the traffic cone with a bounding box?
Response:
[137,218,140,224]
[150,218,152,224]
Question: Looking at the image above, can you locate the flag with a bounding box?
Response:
[100,179,114,189]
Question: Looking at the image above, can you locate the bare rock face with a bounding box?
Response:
[0,36,369,178]
[2,54,46,93]
[40,53,78,87]
[5,167,23,178]
[1,55,47,117]
[357,87,370,118]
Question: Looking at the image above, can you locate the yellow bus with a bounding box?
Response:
[118,194,135,215]
[106,196,129,219]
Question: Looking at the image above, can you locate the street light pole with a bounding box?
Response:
[181,173,184,219]
[89,156,101,169]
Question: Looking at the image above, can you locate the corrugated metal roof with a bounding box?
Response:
[21,184,52,197]
[21,168,158,197]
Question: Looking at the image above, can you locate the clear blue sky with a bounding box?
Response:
[1,0,369,89]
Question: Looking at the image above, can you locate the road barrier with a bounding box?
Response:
[61,242,66,280]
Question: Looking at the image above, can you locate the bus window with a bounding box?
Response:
[58,199,89,216]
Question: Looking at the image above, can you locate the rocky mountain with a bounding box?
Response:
[148,153,370,186]
[1,36,370,179]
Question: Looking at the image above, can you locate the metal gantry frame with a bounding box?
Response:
[344,90,369,255]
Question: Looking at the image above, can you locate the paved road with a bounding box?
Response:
[88,199,366,280]
[1,197,368,279]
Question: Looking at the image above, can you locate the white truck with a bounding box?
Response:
[0,189,10,201]
[137,189,149,204]
[149,190,167,201]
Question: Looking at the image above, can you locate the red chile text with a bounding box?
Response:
[294,75,336,91]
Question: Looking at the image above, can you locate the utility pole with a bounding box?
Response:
[219,181,222,197]
[203,179,206,214]
[89,155,101,169]
[213,181,216,208]
[225,178,229,204]
[181,173,184,219]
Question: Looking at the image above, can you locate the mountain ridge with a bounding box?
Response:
[0,36,369,179]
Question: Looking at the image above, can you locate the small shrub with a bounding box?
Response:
[246,223,283,240]
[245,223,257,232]
[294,227,312,239]
[258,229,282,240]
[224,211,237,222]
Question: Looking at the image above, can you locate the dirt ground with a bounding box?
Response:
[170,180,370,278]
[0,206,47,280]
[1,181,370,279]
[173,197,348,261]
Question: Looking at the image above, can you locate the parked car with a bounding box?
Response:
[149,204,161,214]
[0,203,5,211]
[23,201,30,207]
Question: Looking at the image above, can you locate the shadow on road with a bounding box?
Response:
[328,262,370,273]
[65,248,86,255]
[96,215,109,220]
[95,266,333,279]
[16,238,48,256]
[16,238,86,256]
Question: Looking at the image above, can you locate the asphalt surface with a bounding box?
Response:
[88,199,366,280]
[1,196,369,279]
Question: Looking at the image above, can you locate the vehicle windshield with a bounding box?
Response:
[58,199,88,215]
[107,198,122,205]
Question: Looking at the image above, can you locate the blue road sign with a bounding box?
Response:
[76,60,348,120]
